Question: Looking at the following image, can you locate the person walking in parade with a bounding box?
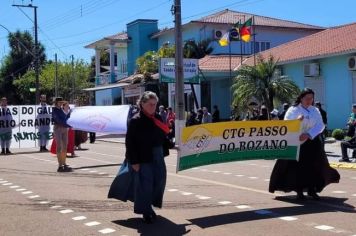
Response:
[124,91,169,223]
[0,97,14,155]
[269,88,340,200]
[202,107,212,123]
[52,97,73,172]
[37,94,51,152]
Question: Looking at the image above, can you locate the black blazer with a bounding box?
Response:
[126,111,169,165]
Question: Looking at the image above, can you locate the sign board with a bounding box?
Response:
[160,58,199,84]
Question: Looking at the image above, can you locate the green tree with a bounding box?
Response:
[231,56,300,113]
[15,59,92,104]
[183,39,213,59]
[0,30,46,103]
[136,50,159,75]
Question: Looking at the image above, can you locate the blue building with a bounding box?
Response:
[151,9,323,119]
[244,23,356,129]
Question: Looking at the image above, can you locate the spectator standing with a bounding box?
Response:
[0,97,14,155]
[37,94,51,152]
[212,105,220,122]
[202,107,212,123]
[278,103,290,120]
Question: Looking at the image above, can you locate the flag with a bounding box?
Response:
[240,17,252,42]
[218,31,230,47]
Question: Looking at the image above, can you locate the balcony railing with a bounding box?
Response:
[96,72,128,86]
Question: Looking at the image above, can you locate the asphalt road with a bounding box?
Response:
[0,140,355,236]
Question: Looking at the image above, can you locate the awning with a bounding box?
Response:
[82,82,130,91]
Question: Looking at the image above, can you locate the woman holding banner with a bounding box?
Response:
[269,88,339,200]
[109,91,169,224]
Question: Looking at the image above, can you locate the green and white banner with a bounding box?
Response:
[178,120,302,171]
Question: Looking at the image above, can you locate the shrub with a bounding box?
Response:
[331,129,345,140]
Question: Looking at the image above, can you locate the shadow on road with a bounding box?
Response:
[188,196,355,229]
[112,215,191,236]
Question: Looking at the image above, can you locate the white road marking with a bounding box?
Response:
[2,183,12,185]
[10,186,20,188]
[314,225,335,230]
[212,171,221,173]
[352,194,356,197]
[39,201,50,204]
[98,172,106,175]
[89,170,98,173]
[248,177,258,179]
[99,228,116,234]
[332,191,347,194]
[50,206,62,209]
[60,209,74,214]
[0,181,8,183]
[218,201,232,205]
[279,216,298,221]
[85,221,101,226]
[28,195,40,199]
[223,172,232,175]
[80,169,90,171]
[192,167,200,170]
[255,210,273,215]
[72,216,87,221]
[235,205,251,209]
[235,175,244,177]
[16,188,26,191]
[195,195,211,200]
[22,191,33,195]
[200,169,208,172]
[264,179,270,182]
[0,179,2,180]
[108,175,116,178]
[180,191,193,196]
[351,177,356,180]
[167,189,178,192]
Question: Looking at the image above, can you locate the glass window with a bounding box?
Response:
[254,42,260,53]
[261,42,266,51]
[266,42,271,50]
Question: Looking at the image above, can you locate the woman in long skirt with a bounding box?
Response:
[120,91,169,223]
[269,88,340,200]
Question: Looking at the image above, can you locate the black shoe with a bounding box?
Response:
[143,214,154,224]
[296,191,305,200]
[339,158,351,162]
[0,149,4,155]
[43,147,49,152]
[63,165,73,172]
[5,149,11,154]
[57,166,65,172]
[307,190,321,200]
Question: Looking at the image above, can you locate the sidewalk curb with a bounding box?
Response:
[330,162,356,170]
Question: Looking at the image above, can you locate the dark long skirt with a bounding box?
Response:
[133,146,167,215]
[269,136,340,193]
[108,146,166,215]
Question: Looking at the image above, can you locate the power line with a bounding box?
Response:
[41,0,122,31]
[15,7,68,58]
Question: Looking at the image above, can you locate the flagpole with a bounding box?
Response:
[229,34,232,81]
[239,20,243,65]
[253,15,256,66]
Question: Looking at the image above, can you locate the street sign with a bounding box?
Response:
[159,58,199,84]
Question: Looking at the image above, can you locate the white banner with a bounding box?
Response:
[67,105,130,134]
[0,105,130,149]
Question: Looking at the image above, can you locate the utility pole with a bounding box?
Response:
[173,0,185,146]
[55,53,58,97]
[12,2,39,104]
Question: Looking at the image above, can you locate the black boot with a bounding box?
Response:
[1,148,4,155]
[307,189,320,200]
[296,190,305,200]
[5,148,11,154]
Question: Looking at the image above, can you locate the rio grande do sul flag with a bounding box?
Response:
[177,120,302,172]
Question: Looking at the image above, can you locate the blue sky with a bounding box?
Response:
[1,0,355,63]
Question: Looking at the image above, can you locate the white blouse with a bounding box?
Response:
[284,104,325,139]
